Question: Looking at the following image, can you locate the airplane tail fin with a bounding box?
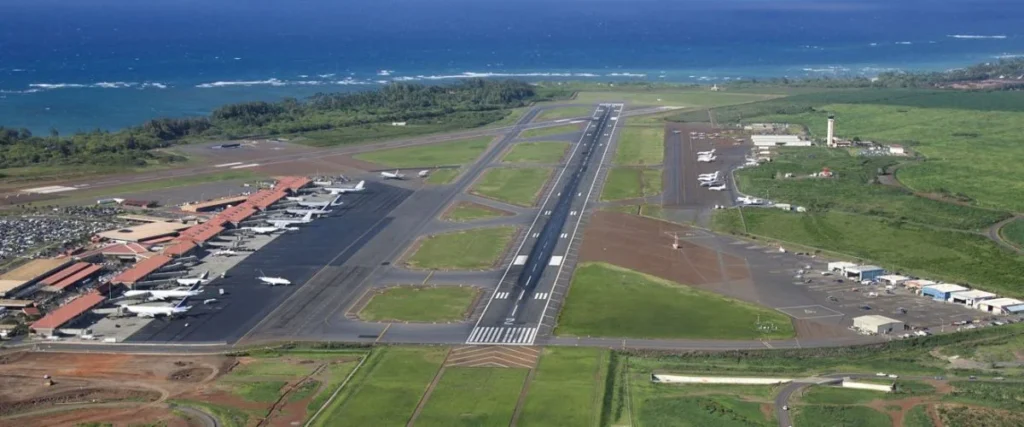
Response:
[174,298,189,309]
[187,282,203,292]
[200,271,209,280]
[303,212,313,221]
[356,180,365,190]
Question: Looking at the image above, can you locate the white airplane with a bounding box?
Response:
[296,198,332,208]
[257,270,291,286]
[699,180,723,187]
[737,196,765,205]
[210,249,240,257]
[175,271,210,286]
[324,180,366,195]
[124,282,204,301]
[121,299,192,318]
[698,174,720,182]
[244,226,285,235]
[285,207,331,216]
[698,155,717,163]
[697,149,716,156]
[709,184,727,191]
[265,212,314,228]
[381,170,405,180]
[698,171,720,178]
[285,196,305,202]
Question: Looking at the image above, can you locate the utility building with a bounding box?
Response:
[751,135,812,147]
[845,265,885,282]
[828,261,857,273]
[948,290,997,307]
[976,298,1024,315]
[853,315,904,334]
[877,275,910,286]
[921,284,968,301]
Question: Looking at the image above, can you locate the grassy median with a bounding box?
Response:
[405,226,516,270]
[472,167,552,207]
[359,286,478,322]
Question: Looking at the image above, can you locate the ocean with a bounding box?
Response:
[1,0,1021,134]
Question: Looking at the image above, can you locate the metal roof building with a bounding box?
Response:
[976,298,1024,315]
[44,264,102,293]
[110,254,173,286]
[96,222,191,243]
[853,315,905,334]
[845,265,885,281]
[0,258,73,297]
[30,291,105,336]
[180,195,249,213]
[877,275,911,286]
[948,290,997,307]
[751,135,813,147]
[922,284,969,301]
[828,261,858,272]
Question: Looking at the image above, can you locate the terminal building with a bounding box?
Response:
[751,135,813,147]
[0,258,73,298]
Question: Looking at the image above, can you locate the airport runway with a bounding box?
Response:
[124,182,411,343]
[467,104,622,345]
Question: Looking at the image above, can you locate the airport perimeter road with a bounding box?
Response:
[241,107,560,343]
[21,107,673,195]
[467,104,622,345]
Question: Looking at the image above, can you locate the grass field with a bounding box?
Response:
[600,167,663,201]
[755,104,1024,212]
[733,147,1010,230]
[800,386,898,405]
[359,286,478,322]
[415,367,528,427]
[312,347,446,427]
[518,348,608,427]
[714,208,1024,297]
[938,404,1024,427]
[425,168,460,184]
[556,263,795,340]
[615,126,664,166]
[232,381,287,403]
[944,381,1024,411]
[999,217,1024,249]
[518,124,581,140]
[405,226,516,270]
[48,170,262,205]
[533,106,594,122]
[502,142,569,163]
[353,136,492,168]
[485,107,532,128]
[170,400,250,427]
[471,167,551,206]
[441,201,512,222]
[306,359,361,413]
[905,405,936,427]
[638,395,774,427]
[793,405,892,427]
[572,90,777,107]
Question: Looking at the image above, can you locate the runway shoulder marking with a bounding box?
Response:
[494,292,510,299]
[513,255,528,265]
[466,326,538,345]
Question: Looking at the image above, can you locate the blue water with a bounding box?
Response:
[1,0,1022,134]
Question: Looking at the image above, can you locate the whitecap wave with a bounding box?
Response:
[895,41,912,45]
[24,81,169,91]
[195,77,373,88]
[994,53,1024,59]
[389,71,610,81]
[948,34,1007,39]
[196,78,289,88]
[377,69,393,76]
[606,72,646,77]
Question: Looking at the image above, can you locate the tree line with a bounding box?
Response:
[0,79,542,169]
[730,58,1024,89]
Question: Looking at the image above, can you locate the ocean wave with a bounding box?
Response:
[389,71,612,81]
[195,77,373,88]
[606,72,646,77]
[948,34,1007,39]
[24,81,169,90]
[377,70,394,76]
[994,53,1024,59]
[895,41,912,45]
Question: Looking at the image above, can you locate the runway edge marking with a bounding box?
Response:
[535,103,624,343]
[467,104,607,345]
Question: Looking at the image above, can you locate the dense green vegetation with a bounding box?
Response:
[416,368,528,427]
[519,348,608,427]
[728,58,1024,90]
[572,89,777,107]
[359,286,477,322]
[733,147,1010,229]
[939,405,1024,427]
[441,201,511,222]
[714,208,1024,296]
[944,381,1024,411]
[0,79,542,169]
[904,405,936,427]
[999,218,1024,249]
[406,227,516,270]
[502,141,569,163]
[313,347,446,427]
[557,263,795,340]
[353,136,492,168]
[601,167,663,201]
[471,167,551,206]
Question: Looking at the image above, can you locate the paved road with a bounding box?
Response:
[468,104,620,345]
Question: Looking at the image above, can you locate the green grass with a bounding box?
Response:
[313,347,447,427]
[556,263,795,340]
[793,405,892,427]
[502,142,569,163]
[600,167,663,201]
[519,348,609,427]
[471,167,551,206]
[572,90,777,107]
[226,359,319,378]
[637,396,774,427]
[715,208,1024,297]
[800,387,891,405]
[353,136,492,168]
[307,360,361,414]
[733,146,1010,230]
[615,126,664,166]
[415,367,528,427]
[231,381,287,403]
[293,110,508,147]
[485,107,532,128]
[534,106,595,122]
[406,227,516,270]
[442,201,512,222]
[518,124,582,140]
[169,400,250,427]
[938,405,1024,427]
[755,103,1024,212]
[905,405,936,427]
[944,381,1024,411]
[999,217,1024,249]
[359,286,478,322]
[51,170,262,205]
[425,168,461,185]
[289,379,321,402]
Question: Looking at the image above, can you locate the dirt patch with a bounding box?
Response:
[580,211,749,287]
[759,403,774,421]
[168,367,214,383]
[792,319,852,340]
[0,387,162,417]
[8,405,190,427]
